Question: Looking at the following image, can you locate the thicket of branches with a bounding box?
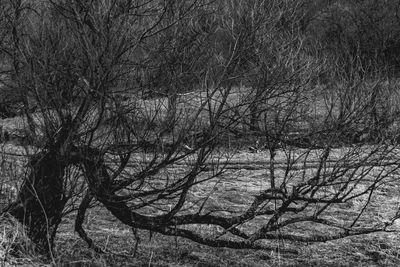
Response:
[0,0,400,260]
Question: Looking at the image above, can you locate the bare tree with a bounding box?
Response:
[0,0,399,261]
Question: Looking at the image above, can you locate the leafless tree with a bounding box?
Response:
[0,0,399,261]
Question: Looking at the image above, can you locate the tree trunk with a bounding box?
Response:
[249,103,260,131]
[164,92,178,134]
[5,150,68,257]
[249,87,262,132]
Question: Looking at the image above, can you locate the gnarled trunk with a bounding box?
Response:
[5,150,68,257]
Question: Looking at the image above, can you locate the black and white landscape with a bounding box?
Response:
[0,1,400,266]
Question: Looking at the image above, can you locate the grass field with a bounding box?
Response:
[0,86,400,266]
[1,146,400,266]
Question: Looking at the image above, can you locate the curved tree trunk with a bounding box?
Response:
[3,95,92,257]
[5,150,68,257]
[4,119,77,257]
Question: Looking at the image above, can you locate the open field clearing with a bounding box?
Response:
[1,146,400,266]
[0,89,399,266]
[55,152,400,266]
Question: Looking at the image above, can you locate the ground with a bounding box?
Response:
[2,147,400,266]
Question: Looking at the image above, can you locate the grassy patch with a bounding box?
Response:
[1,147,400,266]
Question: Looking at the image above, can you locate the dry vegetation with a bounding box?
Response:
[1,0,400,266]
[1,114,400,266]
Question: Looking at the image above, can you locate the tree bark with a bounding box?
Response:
[164,92,178,134]
[249,103,260,131]
[4,150,68,257]
[249,87,262,132]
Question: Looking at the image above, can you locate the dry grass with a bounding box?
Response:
[0,214,47,266]
[0,149,398,266]
[50,201,400,266]
[1,86,400,265]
